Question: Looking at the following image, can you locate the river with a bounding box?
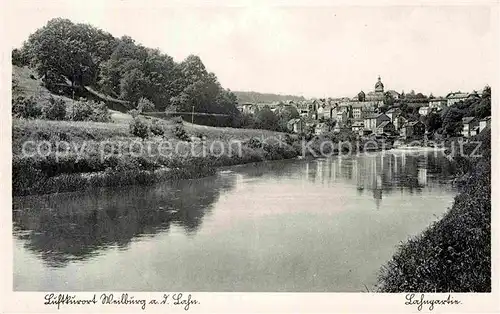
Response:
[13,150,458,292]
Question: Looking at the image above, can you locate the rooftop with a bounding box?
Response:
[446,92,469,99]
[377,121,391,128]
[462,116,476,124]
[386,108,401,114]
[365,113,388,119]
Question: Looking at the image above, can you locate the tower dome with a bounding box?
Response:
[374,76,384,93]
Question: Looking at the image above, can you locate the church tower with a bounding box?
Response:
[374,76,384,93]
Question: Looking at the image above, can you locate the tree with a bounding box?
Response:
[12,48,29,66]
[255,106,280,131]
[441,107,464,136]
[425,112,443,134]
[383,91,395,107]
[21,18,242,125]
[275,105,300,130]
[236,112,257,129]
[119,68,148,105]
[482,85,491,99]
[415,92,427,99]
[473,85,491,118]
[23,18,117,89]
[378,105,389,113]
[325,118,337,131]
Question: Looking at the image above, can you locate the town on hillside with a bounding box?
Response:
[9,8,493,300]
[237,76,491,142]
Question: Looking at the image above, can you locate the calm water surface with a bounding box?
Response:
[13,151,458,291]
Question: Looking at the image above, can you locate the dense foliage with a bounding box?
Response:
[438,86,491,136]
[68,99,111,122]
[42,97,67,120]
[377,129,491,292]
[17,18,240,119]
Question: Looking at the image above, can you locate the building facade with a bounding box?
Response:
[364,113,390,132]
[479,116,491,133]
[462,117,479,138]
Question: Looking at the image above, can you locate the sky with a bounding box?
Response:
[5,1,498,98]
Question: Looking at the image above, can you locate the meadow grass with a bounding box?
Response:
[13,117,300,196]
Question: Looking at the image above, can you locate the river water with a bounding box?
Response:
[13,151,458,292]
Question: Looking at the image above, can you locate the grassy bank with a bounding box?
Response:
[376,129,491,292]
[13,118,301,196]
[13,116,394,196]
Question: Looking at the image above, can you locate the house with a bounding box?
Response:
[316,106,326,120]
[375,121,395,135]
[385,90,401,99]
[314,123,329,135]
[446,92,468,106]
[351,121,364,135]
[337,102,352,115]
[287,118,305,133]
[241,103,258,115]
[385,108,402,123]
[429,97,447,111]
[296,101,311,117]
[418,106,431,116]
[462,117,479,138]
[393,115,407,131]
[363,113,391,132]
[467,90,481,101]
[479,116,491,133]
[336,111,348,125]
[351,102,364,120]
[400,121,425,139]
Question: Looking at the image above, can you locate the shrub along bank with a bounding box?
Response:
[12,118,302,196]
[376,129,491,292]
[13,116,384,196]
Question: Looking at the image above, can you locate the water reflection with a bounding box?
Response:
[13,151,457,270]
[13,175,237,267]
[299,151,457,208]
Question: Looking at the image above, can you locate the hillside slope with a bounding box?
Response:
[12,66,133,123]
[233,91,307,104]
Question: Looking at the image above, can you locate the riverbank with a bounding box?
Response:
[13,118,301,196]
[376,129,491,292]
[13,118,395,196]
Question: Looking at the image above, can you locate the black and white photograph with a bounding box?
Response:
[1,0,498,312]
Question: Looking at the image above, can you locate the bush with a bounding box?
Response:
[12,96,43,119]
[137,97,155,113]
[150,120,165,136]
[12,78,20,94]
[129,118,150,139]
[245,137,262,149]
[69,100,94,121]
[174,125,190,141]
[90,101,111,122]
[12,48,29,67]
[377,143,491,292]
[69,99,111,122]
[43,97,67,120]
[128,109,140,118]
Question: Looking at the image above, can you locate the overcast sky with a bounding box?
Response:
[7,1,498,98]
